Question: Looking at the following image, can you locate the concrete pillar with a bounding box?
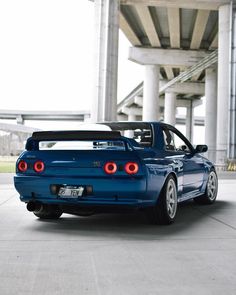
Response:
[205,68,217,163]
[164,92,176,126]
[143,65,160,121]
[125,113,136,138]
[229,3,236,160]
[92,0,119,122]
[216,4,231,167]
[16,115,24,125]
[186,102,194,142]
[83,114,91,123]
[128,113,136,122]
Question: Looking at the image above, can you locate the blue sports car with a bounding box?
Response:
[14,122,218,225]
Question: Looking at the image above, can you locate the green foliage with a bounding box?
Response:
[0,162,15,173]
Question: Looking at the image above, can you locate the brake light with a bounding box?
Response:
[34,161,45,173]
[125,162,139,175]
[18,160,27,172]
[104,162,117,174]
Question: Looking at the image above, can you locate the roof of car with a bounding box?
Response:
[101,121,160,129]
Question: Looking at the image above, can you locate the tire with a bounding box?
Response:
[194,170,218,205]
[33,204,63,219]
[146,175,178,225]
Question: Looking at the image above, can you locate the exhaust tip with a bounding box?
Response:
[26,201,42,212]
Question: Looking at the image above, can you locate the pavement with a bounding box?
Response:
[0,173,236,295]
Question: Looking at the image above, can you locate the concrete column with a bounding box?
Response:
[128,113,136,122]
[83,114,91,123]
[229,4,236,160]
[216,4,231,167]
[205,68,217,163]
[164,92,176,126]
[92,0,119,122]
[16,115,24,125]
[125,113,136,138]
[186,102,194,142]
[143,65,160,121]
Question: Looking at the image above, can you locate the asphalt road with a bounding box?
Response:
[0,174,236,295]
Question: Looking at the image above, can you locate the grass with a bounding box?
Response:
[0,162,15,173]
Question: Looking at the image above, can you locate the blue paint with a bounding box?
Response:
[14,122,216,214]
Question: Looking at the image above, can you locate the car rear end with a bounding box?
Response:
[14,130,153,213]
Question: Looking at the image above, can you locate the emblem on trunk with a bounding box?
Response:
[93,161,101,167]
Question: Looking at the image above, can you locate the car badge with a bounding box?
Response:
[93,161,101,167]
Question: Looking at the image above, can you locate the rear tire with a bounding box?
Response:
[146,175,178,225]
[194,170,218,205]
[33,205,63,219]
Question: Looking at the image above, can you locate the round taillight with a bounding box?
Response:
[18,160,27,172]
[104,162,117,174]
[34,161,45,173]
[125,162,139,175]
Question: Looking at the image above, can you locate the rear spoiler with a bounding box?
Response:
[32,130,121,141]
[26,130,123,151]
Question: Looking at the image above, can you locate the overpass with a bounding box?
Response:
[0,110,90,124]
[0,108,204,133]
[91,0,236,168]
[1,1,235,167]
[0,122,39,134]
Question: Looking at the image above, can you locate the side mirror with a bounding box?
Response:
[195,144,208,153]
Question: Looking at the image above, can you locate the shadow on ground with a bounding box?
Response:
[29,199,233,240]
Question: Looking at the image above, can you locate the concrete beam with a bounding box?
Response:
[191,71,203,81]
[160,98,202,108]
[120,0,230,10]
[210,33,218,49]
[160,80,205,95]
[164,67,175,80]
[0,122,39,134]
[190,10,210,49]
[192,99,203,108]
[118,95,201,113]
[134,96,143,106]
[167,8,180,48]
[0,110,90,121]
[121,106,142,116]
[129,47,208,66]
[119,12,142,46]
[135,5,160,47]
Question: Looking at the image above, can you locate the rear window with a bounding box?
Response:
[39,140,126,151]
[103,122,153,147]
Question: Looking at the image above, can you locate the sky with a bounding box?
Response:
[0,0,204,143]
[0,0,143,112]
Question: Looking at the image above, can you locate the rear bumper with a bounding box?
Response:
[14,175,155,208]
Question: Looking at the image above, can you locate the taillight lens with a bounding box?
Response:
[125,162,139,175]
[104,162,117,174]
[34,161,45,173]
[18,160,27,172]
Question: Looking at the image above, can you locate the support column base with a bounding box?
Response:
[215,149,227,170]
[206,149,216,164]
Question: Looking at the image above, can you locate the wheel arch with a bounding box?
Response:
[165,171,178,186]
[158,171,178,200]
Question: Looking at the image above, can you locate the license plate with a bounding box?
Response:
[58,186,84,198]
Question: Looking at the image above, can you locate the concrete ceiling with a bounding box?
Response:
[119,0,229,81]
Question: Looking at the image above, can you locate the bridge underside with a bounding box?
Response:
[1,0,235,167]
[92,0,236,168]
